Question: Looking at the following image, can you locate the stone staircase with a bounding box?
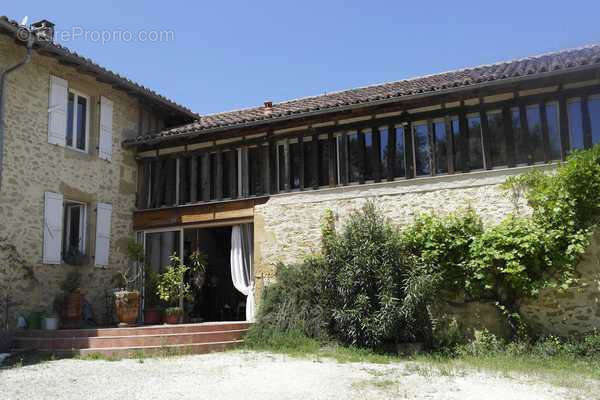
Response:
[12,321,251,357]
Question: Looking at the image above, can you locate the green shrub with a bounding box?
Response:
[322,202,408,347]
[400,208,483,293]
[457,329,504,357]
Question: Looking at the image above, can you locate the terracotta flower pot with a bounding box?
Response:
[163,308,183,325]
[115,291,140,326]
[144,308,162,325]
[64,292,83,321]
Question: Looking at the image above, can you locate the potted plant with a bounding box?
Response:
[112,239,143,327]
[156,251,206,325]
[143,271,162,325]
[55,270,83,324]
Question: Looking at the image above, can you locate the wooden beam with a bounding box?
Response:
[558,94,570,160]
[539,102,551,163]
[503,106,516,168]
[201,153,211,202]
[582,95,593,149]
[444,115,455,174]
[372,126,382,182]
[190,156,198,203]
[387,124,396,180]
[480,110,492,170]
[328,132,337,187]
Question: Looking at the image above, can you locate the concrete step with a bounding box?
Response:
[15,321,251,338]
[14,329,248,350]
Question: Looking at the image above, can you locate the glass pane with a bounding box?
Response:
[303,140,313,188]
[318,138,331,186]
[451,118,461,170]
[248,147,262,195]
[527,105,544,162]
[66,93,74,147]
[222,150,237,198]
[545,103,562,160]
[487,111,506,167]
[379,127,389,174]
[568,99,584,150]
[76,96,87,151]
[364,130,375,181]
[588,96,600,145]
[413,123,430,176]
[434,121,448,174]
[278,145,286,190]
[347,131,361,183]
[290,142,302,189]
[512,108,528,164]
[145,231,181,274]
[210,153,217,199]
[467,116,484,169]
[394,126,405,177]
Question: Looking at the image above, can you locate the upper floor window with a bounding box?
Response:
[487,110,507,167]
[568,98,584,151]
[433,119,449,174]
[413,122,430,176]
[66,91,89,151]
[545,101,562,160]
[63,200,87,264]
[588,95,600,146]
[467,114,484,170]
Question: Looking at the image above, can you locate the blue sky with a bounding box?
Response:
[4,1,600,115]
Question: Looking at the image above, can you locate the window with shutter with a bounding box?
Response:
[95,203,112,266]
[43,192,64,264]
[48,75,68,146]
[99,97,113,161]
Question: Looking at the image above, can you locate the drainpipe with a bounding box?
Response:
[0,33,35,191]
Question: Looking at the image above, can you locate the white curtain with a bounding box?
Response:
[230,224,255,322]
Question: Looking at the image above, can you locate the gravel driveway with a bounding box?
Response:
[0,351,586,400]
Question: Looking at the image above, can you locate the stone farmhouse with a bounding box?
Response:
[2,16,600,336]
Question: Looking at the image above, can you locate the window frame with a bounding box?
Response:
[66,89,90,153]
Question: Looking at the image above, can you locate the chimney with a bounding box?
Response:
[30,19,55,43]
[263,101,273,117]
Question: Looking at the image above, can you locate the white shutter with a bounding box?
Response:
[43,192,64,264]
[48,75,68,146]
[99,97,113,161]
[95,203,112,266]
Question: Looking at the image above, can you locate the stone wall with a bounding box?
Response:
[0,36,141,327]
[254,164,600,336]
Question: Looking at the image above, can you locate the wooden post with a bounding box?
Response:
[339,131,348,185]
[388,124,396,180]
[241,147,250,197]
[503,106,516,168]
[358,129,366,184]
[228,151,237,198]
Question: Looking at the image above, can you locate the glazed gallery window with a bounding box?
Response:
[486,110,507,167]
[433,120,449,174]
[413,122,430,176]
[588,95,600,146]
[66,90,89,152]
[545,102,562,160]
[62,201,86,259]
[568,98,585,151]
[392,125,406,177]
[467,114,484,169]
[526,105,545,163]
